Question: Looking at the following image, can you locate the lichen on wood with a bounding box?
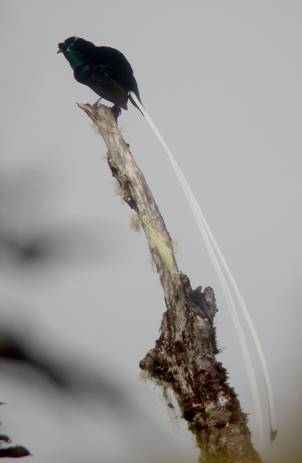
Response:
[78,102,262,463]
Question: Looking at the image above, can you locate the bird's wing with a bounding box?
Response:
[92,64,130,108]
[98,62,142,106]
[75,64,129,109]
[94,47,142,101]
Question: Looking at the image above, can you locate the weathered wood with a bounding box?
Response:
[78,103,262,463]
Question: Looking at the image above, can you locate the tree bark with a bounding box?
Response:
[78,103,262,463]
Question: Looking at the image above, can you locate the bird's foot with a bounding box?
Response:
[111,105,121,122]
[93,97,102,108]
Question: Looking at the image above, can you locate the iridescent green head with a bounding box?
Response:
[57,36,94,68]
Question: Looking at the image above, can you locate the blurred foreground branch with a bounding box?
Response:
[78,103,261,463]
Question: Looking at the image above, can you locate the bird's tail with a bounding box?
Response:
[129,90,277,446]
[128,89,145,117]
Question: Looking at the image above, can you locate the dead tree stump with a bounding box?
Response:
[79,103,262,463]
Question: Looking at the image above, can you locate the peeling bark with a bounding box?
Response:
[78,103,262,463]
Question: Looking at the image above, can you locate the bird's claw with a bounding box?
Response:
[93,97,102,108]
[111,105,121,121]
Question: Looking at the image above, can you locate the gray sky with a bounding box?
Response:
[1,1,301,462]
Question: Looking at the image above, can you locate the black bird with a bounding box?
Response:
[57,37,142,116]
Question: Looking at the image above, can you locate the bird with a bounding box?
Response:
[57,37,142,117]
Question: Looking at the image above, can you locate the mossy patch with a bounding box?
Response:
[129,213,141,231]
[144,221,177,275]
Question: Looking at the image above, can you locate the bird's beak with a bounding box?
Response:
[57,43,65,54]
